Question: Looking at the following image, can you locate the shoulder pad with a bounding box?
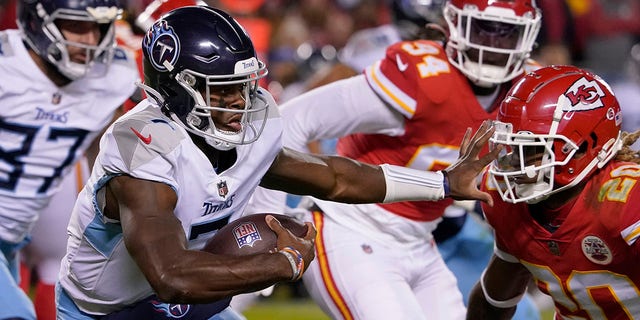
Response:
[339,25,401,71]
[110,47,139,72]
[111,107,185,170]
[113,47,132,62]
[0,31,14,57]
[366,40,454,116]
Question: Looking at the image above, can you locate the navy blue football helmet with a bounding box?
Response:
[141,6,268,150]
[17,0,122,79]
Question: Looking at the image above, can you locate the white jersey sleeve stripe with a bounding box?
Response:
[365,61,417,118]
[622,221,640,245]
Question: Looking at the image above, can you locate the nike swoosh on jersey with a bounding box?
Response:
[130,127,152,144]
[396,54,409,72]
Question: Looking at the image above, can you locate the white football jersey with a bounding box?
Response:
[59,90,282,315]
[338,24,401,73]
[0,30,139,243]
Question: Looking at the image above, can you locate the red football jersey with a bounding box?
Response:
[482,161,640,319]
[338,40,519,221]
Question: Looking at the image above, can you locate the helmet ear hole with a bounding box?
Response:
[590,132,599,149]
[574,141,589,160]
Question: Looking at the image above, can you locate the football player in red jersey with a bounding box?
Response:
[248,0,544,319]
[467,65,640,319]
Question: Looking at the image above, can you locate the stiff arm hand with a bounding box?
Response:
[444,120,501,206]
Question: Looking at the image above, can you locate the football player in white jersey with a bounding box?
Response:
[56,6,502,319]
[251,0,543,319]
[18,1,203,319]
[0,0,138,318]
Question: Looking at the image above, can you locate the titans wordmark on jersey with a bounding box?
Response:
[0,29,138,243]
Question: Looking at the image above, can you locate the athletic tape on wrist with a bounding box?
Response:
[380,164,445,203]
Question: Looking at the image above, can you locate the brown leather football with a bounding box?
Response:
[203,213,308,256]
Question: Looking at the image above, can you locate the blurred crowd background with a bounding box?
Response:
[1,0,639,112]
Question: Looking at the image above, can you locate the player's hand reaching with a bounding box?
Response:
[266,215,316,279]
[444,120,501,206]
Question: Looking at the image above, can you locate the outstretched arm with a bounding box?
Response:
[261,120,500,204]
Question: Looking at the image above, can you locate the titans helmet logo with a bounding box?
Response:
[143,20,180,72]
[150,300,191,318]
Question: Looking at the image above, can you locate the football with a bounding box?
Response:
[203,213,308,256]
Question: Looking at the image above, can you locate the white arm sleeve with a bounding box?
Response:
[246,186,288,214]
[279,74,405,152]
[380,164,446,203]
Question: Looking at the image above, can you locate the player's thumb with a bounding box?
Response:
[475,191,494,207]
[266,215,285,234]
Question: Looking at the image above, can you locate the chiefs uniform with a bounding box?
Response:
[274,39,538,320]
[482,161,640,319]
[351,39,513,221]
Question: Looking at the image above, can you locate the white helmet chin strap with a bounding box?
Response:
[515,181,551,204]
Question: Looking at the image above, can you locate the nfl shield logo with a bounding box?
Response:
[51,92,62,104]
[217,180,228,198]
[233,222,262,248]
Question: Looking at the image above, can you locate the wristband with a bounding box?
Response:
[442,170,450,197]
[278,247,304,281]
[281,247,304,280]
[380,164,445,203]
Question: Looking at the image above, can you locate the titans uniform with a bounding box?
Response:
[0,30,138,243]
[0,29,137,319]
[482,161,640,319]
[57,89,281,316]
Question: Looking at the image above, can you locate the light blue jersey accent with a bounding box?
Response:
[0,238,36,320]
[56,283,95,320]
[56,282,247,320]
[84,214,123,257]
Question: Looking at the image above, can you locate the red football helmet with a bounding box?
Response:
[135,0,204,31]
[444,0,541,86]
[488,65,623,203]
